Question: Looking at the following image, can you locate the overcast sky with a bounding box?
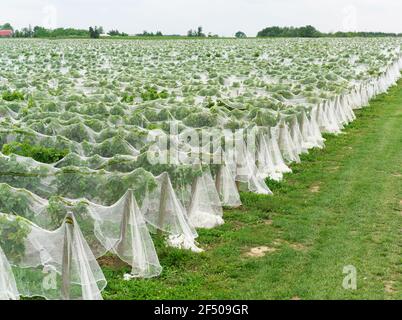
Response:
[1,0,401,36]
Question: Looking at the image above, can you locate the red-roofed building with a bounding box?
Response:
[0,30,13,37]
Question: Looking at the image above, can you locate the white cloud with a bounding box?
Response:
[0,0,400,36]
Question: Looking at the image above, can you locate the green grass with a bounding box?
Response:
[102,79,402,300]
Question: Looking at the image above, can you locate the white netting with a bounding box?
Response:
[141,173,202,252]
[275,120,301,164]
[215,164,242,207]
[0,213,106,300]
[87,190,162,279]
[186,170,224,229]
[301,108,326,149]
[257,133,284,182]
[225,136,273,195]
[289,116,309,155]
[0,244,19,300]
[0,183,164,280]
[0,38,401,300]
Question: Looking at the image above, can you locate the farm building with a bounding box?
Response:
[0,30,13,37]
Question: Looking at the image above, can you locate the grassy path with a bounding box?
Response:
[103,79,402,300]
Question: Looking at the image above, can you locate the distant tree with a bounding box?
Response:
[298,25,320,37]
[17,25,34,38]
[108,29,120,36]
[187,27,206,37]
[21,28,28,37]
[207,33,219,38]
[197,26,205,37]
[14,25,89,38]
[12,24,399,39]
[257,25,321,38]
[33,26,48,37]
[89,26,101,38]
[0,23,13,31]
[137,31,154,36]
[235,31,247,38]
[108,29,129,36]
[257,26,280,37]
[330,31,399,38]
[134,30,163,37]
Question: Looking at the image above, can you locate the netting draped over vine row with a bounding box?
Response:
[0,38,401,299]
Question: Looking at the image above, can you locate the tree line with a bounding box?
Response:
[2,22,401,38]
[0,23,127,38]
[187,26,219,38]
[256,25,402,38]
